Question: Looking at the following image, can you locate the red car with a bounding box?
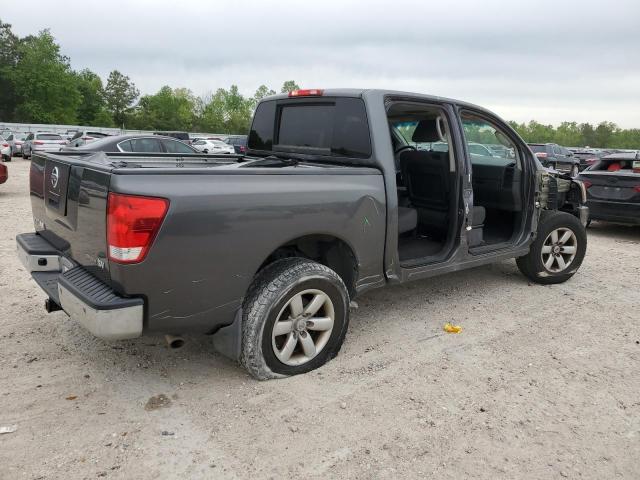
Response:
[0,163,7,184]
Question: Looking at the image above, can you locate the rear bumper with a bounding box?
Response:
[16,233,143,340]
[587,200,640,225]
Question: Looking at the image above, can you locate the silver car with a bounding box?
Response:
[5,133,28,157]
[22,133,67,159]
[1,136,10,162]
[191,139,235,154]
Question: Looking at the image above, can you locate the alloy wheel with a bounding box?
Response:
[541,227,577,273]
[271,289,335,366]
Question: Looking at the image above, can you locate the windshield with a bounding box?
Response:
[37,134,63,140]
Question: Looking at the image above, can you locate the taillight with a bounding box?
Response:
[288,89,324,97]
[535,152,548,158]
[107,193,169,264]
[82,136,94,140]
[1,143,8,148]
[582,180,592,189]
[634,186,640,193]
[239,146,247,152]
[34,141,44,145]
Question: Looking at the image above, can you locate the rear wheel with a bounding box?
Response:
[241,258,350,380]
[516,211,587,285]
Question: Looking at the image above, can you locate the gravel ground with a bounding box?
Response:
[1,158,639,480]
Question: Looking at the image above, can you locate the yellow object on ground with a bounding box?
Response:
[443,322,462,333]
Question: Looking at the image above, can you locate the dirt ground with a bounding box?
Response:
[1,158,639,480]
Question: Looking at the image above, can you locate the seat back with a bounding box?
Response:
[400,150,451,211]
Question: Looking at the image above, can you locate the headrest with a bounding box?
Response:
[411,119,441,143]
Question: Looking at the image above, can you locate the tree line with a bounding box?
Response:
[0,19,638,148]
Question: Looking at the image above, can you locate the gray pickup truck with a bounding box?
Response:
[17,88,589,379]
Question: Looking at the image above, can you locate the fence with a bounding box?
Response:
[0,121,225,139]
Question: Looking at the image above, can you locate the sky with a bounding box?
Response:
[3,0,640,127]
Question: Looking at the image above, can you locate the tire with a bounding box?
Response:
[241,258,350,380]
[516,211,587,285]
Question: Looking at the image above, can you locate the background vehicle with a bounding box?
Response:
[22,133,67,159]
[17,88,588,380]
[528,143,580,176]
[64,129,79,141]
[573,149,606,170]
[0,162,7,184]
[1,137,11,161]
[5,133,27,157]
[154,131,191,144]
[192,139,235,154]
[66,130,110,147]
[63,134,200,154]
[577,152,640,225]
[225,135,248,154]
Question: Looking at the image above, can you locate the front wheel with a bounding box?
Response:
[241,258,350,380]
[516,211,587,285]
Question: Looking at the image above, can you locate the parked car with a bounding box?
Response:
[0,161,7,184]
[191,139,236,154]
[17,88,588,380]
[1,137,11,162]
[22,133,67,159]
[5,133,27,158]
[225,135,248,154]
[154,131,191,144]
[572,149,606,171]
[64,129,79,141]
[62,134,200,154]
[577,152,640,225]
[66,130,110,148]
[528,143,580,176]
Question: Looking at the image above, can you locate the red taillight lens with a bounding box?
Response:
[534,152,548,158]
[82,136,94,140]
[288,89,324,97]
[582,180,592,189]
[1,143,8,147]
[34,141,44,145]
[239,146,247,152]
[634,186,640,193]
[107,193,169,264]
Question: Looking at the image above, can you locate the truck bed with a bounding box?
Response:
[27,151,386,334]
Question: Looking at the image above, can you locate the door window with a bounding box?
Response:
[461,114,519,167]
[130,138,163,152]
[162,139,194,154]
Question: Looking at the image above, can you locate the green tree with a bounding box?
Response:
[104,70,139,127]
[131,86,196,131]
[0,19,20,121]
[280,80,300,94]
[196,85,253,134]
[251,84,276,107]
[75,69,112,126]
[11,30,81,124]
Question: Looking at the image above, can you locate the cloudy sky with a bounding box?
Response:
[3,0,640,127]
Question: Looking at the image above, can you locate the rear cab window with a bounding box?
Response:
[248,97,371,160]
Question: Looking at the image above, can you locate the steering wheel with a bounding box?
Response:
[395,144,417,155]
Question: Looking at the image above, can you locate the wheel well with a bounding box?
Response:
[258,235,358,297]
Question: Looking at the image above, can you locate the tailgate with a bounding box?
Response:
[30,153,111,284]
